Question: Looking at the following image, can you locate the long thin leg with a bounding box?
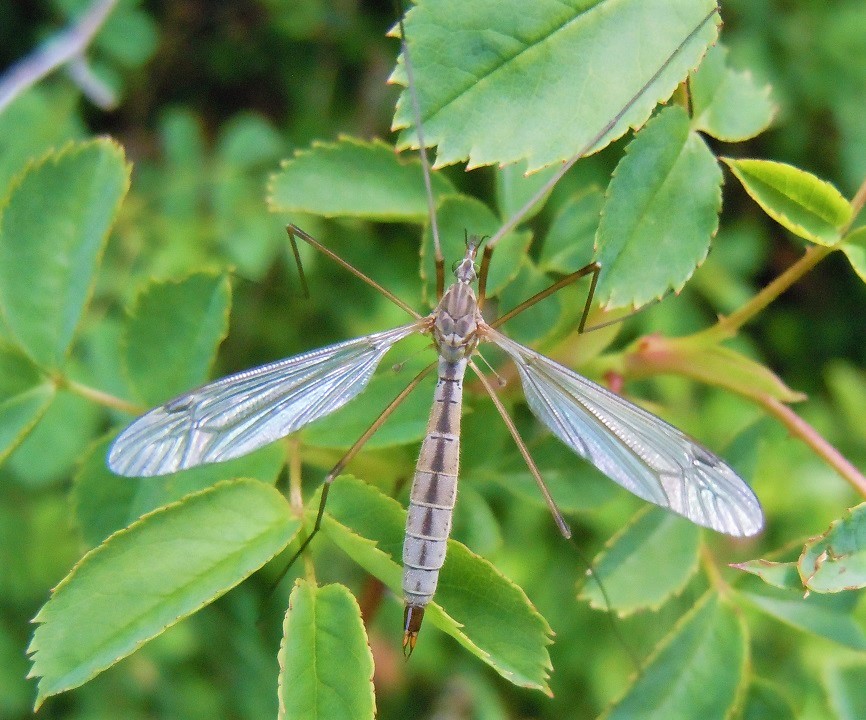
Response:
[477,244,494,309]
[287,228,310,298]
[286,224,421,319]
[491,262,601,332]
[265,361,437,595]
[395,2,444,299]
[469,359,571,538]
[472,358,641,668]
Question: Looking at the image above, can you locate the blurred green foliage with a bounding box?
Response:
[2,0,866,718]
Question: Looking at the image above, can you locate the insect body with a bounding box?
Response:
[108,1,763,652]
[402,242,481,650]
[108,232,763,650]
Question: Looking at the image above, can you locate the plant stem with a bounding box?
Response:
[699,544,730,597]
[287,437,304,516]
[701,243,834,342]
[756,394,866,497]
[61,377,143,415]
[286,437,316,582]
[0,0,119,112]
[842,175,866,235]
[701,172,866,342]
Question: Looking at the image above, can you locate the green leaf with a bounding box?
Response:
[737,578,866,650]
[799,503,866,593]
[840,226,866,284]
[96,5,159,68]
[122,272,232,406]
[825,360,866,444]
[731,560,803,591]
[268,136,454,220]
[600,593,747,720]
[578,507,701,616]
[722,158,852,246]
[740,680,797,720]
[495,161,561,225]
[278,581,375,720]
[27,479,299,707]
[690,44,776,142]
[0,341,55,464]
[420,195,531,305]
[495,259,563,346]
[823,662,866,720]
[393,0,720,172]
[7,389,101,487]
[158,109,206,221]
[539,188,604,274]
[452,485,503,557]
[631,336,807,403]
[472,436,619,515]
[0,88,83,194]
[0,140,130,369]
[319,476,553,692]
[595,106,722,308]
[216,113,285,169]
[74,435,286,546]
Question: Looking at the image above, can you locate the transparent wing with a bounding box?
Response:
[489,330,763,536]
[108,323,421,477]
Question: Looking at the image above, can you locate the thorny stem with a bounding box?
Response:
[61,376,144,416]
[757,395,866,497]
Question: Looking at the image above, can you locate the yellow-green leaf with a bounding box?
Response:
[723,158,852,246]
[840,226,866,284]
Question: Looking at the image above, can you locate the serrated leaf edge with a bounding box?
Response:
[598,592,748,720]
[721,157,851,245]
[27,478,296,708]
[798,502,866,593]
[277,580,376,720]
[0,138,131,370]
[266,134,454,218]
[577,506,702,617]
[119,270,232,405]
[691,43,777,143]
[391,6,721,173]
[318,475,553,692]
[595,107,722,309]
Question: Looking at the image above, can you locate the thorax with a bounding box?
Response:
[432,282,481,362]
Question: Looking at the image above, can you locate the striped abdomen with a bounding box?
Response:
[402,356,466,650]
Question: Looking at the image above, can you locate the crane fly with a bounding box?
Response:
[108,2,763,653]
